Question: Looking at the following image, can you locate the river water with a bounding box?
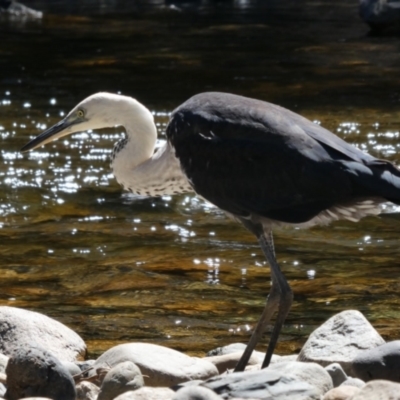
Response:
[1,0,400,359]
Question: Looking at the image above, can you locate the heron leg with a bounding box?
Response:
[259,232,293,368]
[234,226,293,372]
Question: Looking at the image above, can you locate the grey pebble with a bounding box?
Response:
[60,360,82,377]
[173,386,223,400]
[98,361,144,400]
[75,359,96,372]
[325,363,347,387]
[76,381,100,400]
[5,345,76,400]
[340,377,365,389]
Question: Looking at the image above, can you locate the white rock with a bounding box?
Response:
[0,354,8,375]
[93,343,218,387]
[298,310,384,374]
[0,306,86,362]
[340,377,365,389]
[271,354,298,364]
[114,387,175,399]
[349,379,400,400]
[322,385,360,400]
[205,352,259,373]
[76,381,100,400]
[207,343,281,364]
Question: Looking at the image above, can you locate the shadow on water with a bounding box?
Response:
[1,0,400,358]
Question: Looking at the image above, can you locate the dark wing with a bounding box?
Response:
[166,92,400,223]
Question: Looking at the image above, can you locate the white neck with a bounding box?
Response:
[110,100,192,196]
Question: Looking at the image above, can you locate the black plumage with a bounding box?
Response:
[168,92,400,223]
[167,92,400,371]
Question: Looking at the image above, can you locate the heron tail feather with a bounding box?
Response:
[345,159,400,205]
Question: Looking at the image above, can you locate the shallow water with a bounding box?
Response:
[1,0,400,359]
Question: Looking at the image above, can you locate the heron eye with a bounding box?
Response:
[77,109,84,118]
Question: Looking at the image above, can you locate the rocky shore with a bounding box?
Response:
[0,306,399,399]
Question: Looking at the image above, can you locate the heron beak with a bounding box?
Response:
[20,116,79,153]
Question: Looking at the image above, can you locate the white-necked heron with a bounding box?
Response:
[21,92,400,372]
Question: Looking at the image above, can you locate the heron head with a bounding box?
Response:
[21,92,131,152]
